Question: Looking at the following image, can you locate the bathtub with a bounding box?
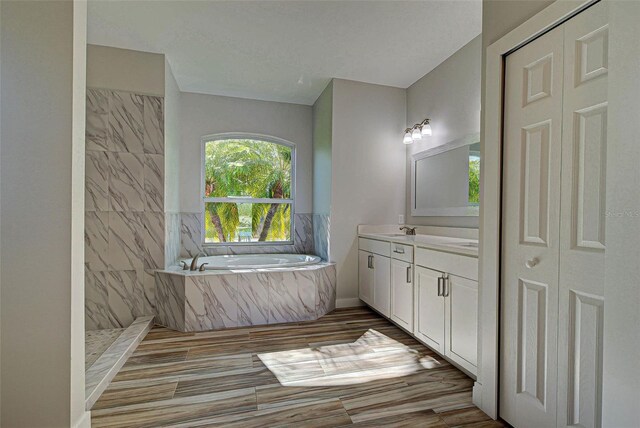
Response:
[180,254,321,270]
[155,254,336,332]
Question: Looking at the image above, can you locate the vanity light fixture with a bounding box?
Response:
[403,118,432,144]
[403,128,413,144]
[411,126,422,141]
[420,119,432,136]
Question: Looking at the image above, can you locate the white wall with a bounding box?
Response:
[87,44,165,96]
[312,81,333,216]
[164,59,181,213]
[179,93,313,214]
[1,1,88,426]
[406,35,481,228]
[602,1,640,425]
[330,79,406,305]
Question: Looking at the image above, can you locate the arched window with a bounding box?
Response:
[202,134,295,244]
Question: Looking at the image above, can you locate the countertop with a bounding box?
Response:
[358,232,479,257]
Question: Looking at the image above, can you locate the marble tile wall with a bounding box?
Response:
[178,212,315,259]
[155,263,336,332]
[85,88,165,330]
[313,214,330,261]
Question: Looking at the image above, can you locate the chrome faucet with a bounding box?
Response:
[190,251,207,271]
[400,226,417,236]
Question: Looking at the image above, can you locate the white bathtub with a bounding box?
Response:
[180,254,321,270]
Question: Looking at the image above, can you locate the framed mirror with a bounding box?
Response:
[410,133,480,217]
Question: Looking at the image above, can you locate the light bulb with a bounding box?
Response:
[403,130,413,144]
[421,123,432,136]
[411,127,422,141]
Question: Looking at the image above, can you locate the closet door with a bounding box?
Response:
[500,25,564,428]
[557,3,608,427]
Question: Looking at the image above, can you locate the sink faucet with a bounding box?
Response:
[400,226,417,236]
[190,251,207,271]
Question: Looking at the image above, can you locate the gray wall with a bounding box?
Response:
[405,35,481,228]
[331,79,406,305]
[602,1,640,425]
[1,1,88,425]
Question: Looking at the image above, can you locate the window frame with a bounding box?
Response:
[200,132,296,247]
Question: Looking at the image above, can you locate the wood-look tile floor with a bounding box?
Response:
[92,307,506,428]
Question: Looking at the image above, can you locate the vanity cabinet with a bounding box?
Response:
[358,235,478,376]
[414,247,479,375]
[358,238,391,317]
[358,250,374,306]
[390,258,413,332]
[446,274,478,373]
[414,266,446,353]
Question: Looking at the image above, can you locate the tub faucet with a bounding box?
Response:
[400,226,417,236]
[190,252,207,271]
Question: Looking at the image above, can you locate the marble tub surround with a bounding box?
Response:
[155,263,336,332]
[165,212,182,269]
[313,213,330,261]
[178,212,314,259]
[85,87,165,330]
[85,316,154,410]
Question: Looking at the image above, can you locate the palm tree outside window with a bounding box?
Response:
[202,135,294,244]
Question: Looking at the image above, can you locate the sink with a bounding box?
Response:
[375,233,410,238]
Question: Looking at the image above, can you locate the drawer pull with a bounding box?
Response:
[406,266,412,283]
[393,248,405,254]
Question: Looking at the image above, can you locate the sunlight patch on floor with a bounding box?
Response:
[258,329,441,387]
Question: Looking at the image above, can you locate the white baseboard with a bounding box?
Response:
[336,298,364,308]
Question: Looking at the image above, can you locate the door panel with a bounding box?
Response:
[501,24,564,428]
[372,254,391,317]
[446,274,478,373]
[391,259,413,332]
[358,250,373,305]
[557,3,608,427]
[414,266,445,353]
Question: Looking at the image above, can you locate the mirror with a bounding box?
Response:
[411,133,480,217]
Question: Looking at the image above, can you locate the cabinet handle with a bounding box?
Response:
[437,276,443,296]
[368,254,374,269]
[443,276,450,297]
[406,266,412,283]
[393,248,405,254]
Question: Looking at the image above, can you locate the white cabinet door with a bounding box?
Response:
[390,259,413,332]
[445,274,478,375]
[372,254,391,317]
[414,266,445,353]
[358,250,373,306]
[501,23,563,428]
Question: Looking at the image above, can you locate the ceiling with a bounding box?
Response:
[88,1,482,105]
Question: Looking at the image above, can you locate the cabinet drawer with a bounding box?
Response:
[390,242,413,262]
[359,238,390,257]
[415,247,478,281]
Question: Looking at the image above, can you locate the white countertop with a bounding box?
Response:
[358,232,479,257]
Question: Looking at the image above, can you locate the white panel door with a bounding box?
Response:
[557,3,608,427]
[358,250,373,305]
[372,254,391,317]
[445,274,478,374]
[414,266,445,353]
[501,24,564,428]
[390,259,413,332]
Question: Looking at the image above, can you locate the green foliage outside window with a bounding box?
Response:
[468,158,480,204]
[204,139,292,243]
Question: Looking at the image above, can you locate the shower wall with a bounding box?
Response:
[85,88,165,329]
